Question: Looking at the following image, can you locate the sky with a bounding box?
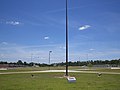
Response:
[0,0,120,63]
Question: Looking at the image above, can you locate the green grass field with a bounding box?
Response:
[0,66,120,73]
[0,66,66,72]
[0,71,120,90]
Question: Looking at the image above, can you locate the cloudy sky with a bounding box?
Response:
[0,0,120,63]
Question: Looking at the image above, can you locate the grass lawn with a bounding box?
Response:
[0,67,66,73]
[0,66,120,73]
[0,72,120,90]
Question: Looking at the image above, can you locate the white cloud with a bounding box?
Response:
[44,36,50,40]
[1,42,8,45]
[89,48,95,51]
[79,25,91,30]
[6,21,20,25]
[59,46,66,49]
[0,43,66,63]
[1,42,120,63]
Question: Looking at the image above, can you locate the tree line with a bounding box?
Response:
[0,59,120,67]
[55,59,120,67]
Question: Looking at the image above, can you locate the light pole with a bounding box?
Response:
[65,0,69,76]
[49,51,52,70]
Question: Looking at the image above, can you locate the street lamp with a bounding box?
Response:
[49,51,52,70]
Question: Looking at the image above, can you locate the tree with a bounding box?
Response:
[23,61,28,65]
[17,60,23,65]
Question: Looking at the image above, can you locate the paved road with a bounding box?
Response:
[0,70,120,75]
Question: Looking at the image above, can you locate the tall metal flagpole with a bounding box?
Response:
[65,0,68,76]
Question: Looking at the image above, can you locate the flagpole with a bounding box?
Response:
[65,0,68,76]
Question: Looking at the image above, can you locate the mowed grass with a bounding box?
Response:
[0,67,66,72]
[0,72,120,90]
[0,66,120,73]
